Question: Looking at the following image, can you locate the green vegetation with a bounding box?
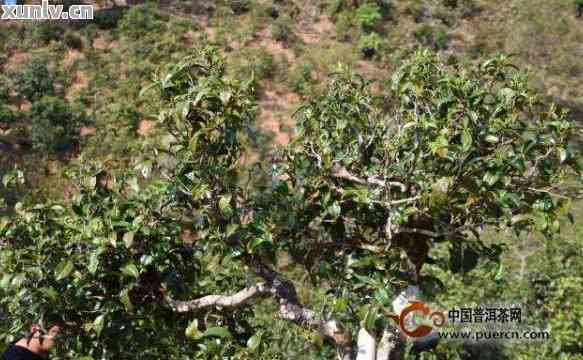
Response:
[355,2,383,32]
[29,96,79,152]
[227,0,254,14]
[0,1,582,359]
[14,56,64,103]
[64,31,84,50]
[271,14,297,43]
[358,32,384,58]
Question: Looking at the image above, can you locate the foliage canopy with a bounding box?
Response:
[0,47,580,359]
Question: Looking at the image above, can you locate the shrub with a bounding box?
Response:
[355,2,382,32]
[29,96,79,152]
[546,277,583,354]
[0,78,14,128]
[226,0,253,14]
[253,50,276,80]
[109,102,141,133]
[457,0,480,18]
[414,24,448,50]
[0,77,10,103]
[335,11,357,41]
[404,0,425,22]
[288,63,315,93]
[118,4,164,40]
[271,15,296,43]
[358,32,384,59]
[330,0,345,14]
[63,31,84,50]
[442,0,479,16]
[0,107,14,128]
[92,7,125,30]
[82,23,99,44]
[232,47,276,81]
[23,21,63,47]
[14,57,57,102]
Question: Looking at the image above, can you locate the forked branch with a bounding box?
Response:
[164,262,353,358]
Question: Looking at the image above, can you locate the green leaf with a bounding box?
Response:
[121,263,140,278]
[461,129,472,150]
[84,176,96,189]
[247,332,262,351]
[177,100,190,120]
[140,254,154,266]
[55,260,74,281]
[534,213,548,231]
[226,223,239,237]
[494,263,504,281]
[41,287,59,302]
[93,314,105,336]
[483,172,499,186]
[557,198,572,216]
[218,195,233,217]
[201,327,231,339]
[220,91,232,105]
[248,232,273,253]
[485,135,499,144]
[0,218,8,233]
[10,273,25,287]
[123,232,135,248]
[557,147,568,163]
[108,231,117,248]
[551,218,560,232]
[120,289,134,312]
[50,205,65,213]
[185,319,200,340]
[327,201,341,219]
[334,297,349,313]
[0,274,12,289]
[435,147,448,158]
[88,251,99,275]
[189,137,198,153]
[361,306,378,332]
[127,177,140,193]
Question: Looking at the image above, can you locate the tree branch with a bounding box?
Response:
[374,196,421,207]
[165,262,353,358]
[253,261,354,358]
[164,283,271,313]
[331,164,407,193]
[376,324,405,360]
[279,303,353,358]
[394,227,443,238]
[356,328,376,360]
[395,223,484,239]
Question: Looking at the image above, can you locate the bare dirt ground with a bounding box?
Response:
[251,26,297,64]
[64,49,86,67]
[296,15,335,44]
[93,35,120,51]
[5,52,31,72]
[137,119,154,136]
[80,126,97,137]
[66,71,89,101]
[257,88,301,146]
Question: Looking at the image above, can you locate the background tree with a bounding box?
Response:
[29,96,80,153]
[14,56,63,104]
